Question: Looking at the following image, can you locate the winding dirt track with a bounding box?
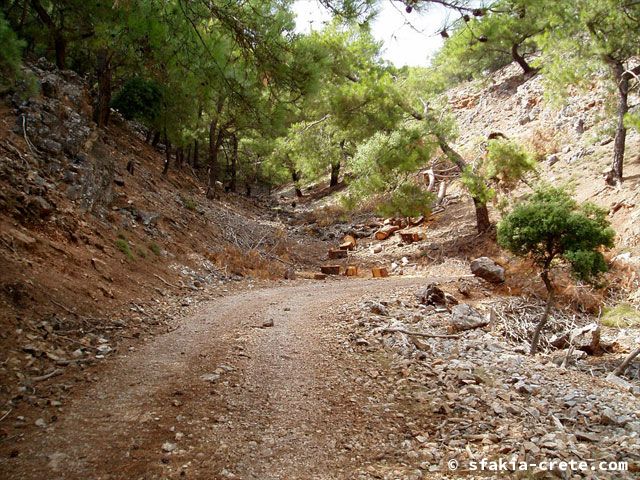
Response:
[4,277,436,480]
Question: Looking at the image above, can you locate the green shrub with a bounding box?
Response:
[115,238,134,259]
[0,12,25,92]
[110,77,163,127]
[181,196,197,211]
[149,242,161,256]
[485,139,536,189]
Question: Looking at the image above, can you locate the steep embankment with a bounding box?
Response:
[447,64,640,258]
[0,60,327,424]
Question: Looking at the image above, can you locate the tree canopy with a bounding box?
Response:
[497,186,615,353]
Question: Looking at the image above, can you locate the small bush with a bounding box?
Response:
[136,248,147,258]
[180,196,197,211]
[115,238,133,259]
[485,139,536,189]
[498,187,614,281]
[149,242,161,256]
[110,77,163,127]
[497,186,615,354]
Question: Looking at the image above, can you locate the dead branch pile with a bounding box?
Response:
[493,297,593,352]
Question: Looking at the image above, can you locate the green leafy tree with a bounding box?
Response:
[271,21,396,191]
[537,0,640,185]
[461,137,536,213]
[497,186,615,354]
[346,122,437,216]
[433,0,545,80]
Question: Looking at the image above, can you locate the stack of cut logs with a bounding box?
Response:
[374,216,425,242]
[316,215,426,280]
[316,235,358,279]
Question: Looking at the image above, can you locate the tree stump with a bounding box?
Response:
[400,232,421,244]
[320,265,341,275]
[374,225,401,240]
[344,265,358,277]
[328,249,348,259]
[340,235,357,250]
[372,267,389,278]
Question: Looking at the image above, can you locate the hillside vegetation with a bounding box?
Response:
[1,1,640,478]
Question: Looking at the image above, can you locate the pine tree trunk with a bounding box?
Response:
[207,100,225,199]
[291,170,303,198]
[94,50,112,128]
[437,136,491,233]
[229,134,238,192]
[511,43,535,74]
[151,131,160,147]
[329,161,340,187]
[54,34,66,69]
[473,198,491,232]
[177,147,184,168]
[530,269,554,355]
[193,140,199,168]
[30,0,66,68]
[605,61,628,186]
[207,122,224,199]
[162,133,171,176]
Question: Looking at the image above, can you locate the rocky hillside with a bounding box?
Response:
[448,63,640,259]
[0,60,326,411]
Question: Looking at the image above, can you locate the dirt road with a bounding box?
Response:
[3,277,436,480]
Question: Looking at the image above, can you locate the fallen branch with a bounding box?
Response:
[153,273,184,289]
[51,299,76,315]
[55,358,95,366]
[383,328,461,339]
[0,409,12,423]
[21,114,41,159]
[613,344,640,377]
[28,368,63,383]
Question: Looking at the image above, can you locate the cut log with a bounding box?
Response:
[328,249,348,259]
[409,216,425,226]
[314,273,327,280]
[399,232,422,244]
[374,225,401,240]
[320,265,341,275]
[344,265,358,277]
[372,267,389,278]
[339,235,357,250]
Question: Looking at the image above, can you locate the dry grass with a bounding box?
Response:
[602,303,640,328]
[501,257,607,313]
[308,204,349,227]
[527,125,562,161]
[208,246,285,279]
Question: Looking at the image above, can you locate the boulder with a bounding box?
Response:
[27,196,54,218]
[450,304,489,332]
[416,284,458,308]
[549,323,601,353]
[470,257,505,283]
